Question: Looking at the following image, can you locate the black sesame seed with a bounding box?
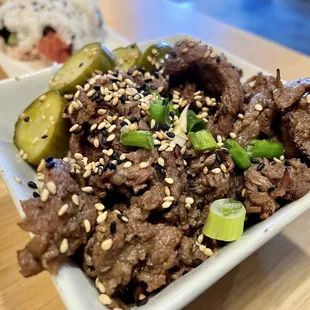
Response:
[197,201,204,210]
[167,132,175,138]
[136,297,149,307]
[110,78,120,83]
[96,97,104,104]
[144,78,152,83]
[33,192,40,198]
[160,124,169,131]
[154,123,160,131]
[170,51,177,58]
[257,162,265,171]
[120,121,127,127]
[120,94,127,103]
[79,63,83,68]
[113,72,119,77]
[216,154,223,163]
[169,111,175,118]
[192,258,203,268]
[41,135,48,139]
[222,106,228,114]
[235,190,243,202]
[24,116,30,122]
[111,153,121,164]
[183,154,193,161]
[108,162,116,170]
[103,162,109,172]
[130,117,138,123]
[268,186,275,193]
[216,56,221,63]
[110,221,116,234]
[250,158,260,164]
[92,92,100,101]
[284,160,291,166]
[27,181,37,189]
[45,156,53,163]
[46,161,55,169]
[135,66,145,73]
[188,178,195,188]
[93,85,100,90]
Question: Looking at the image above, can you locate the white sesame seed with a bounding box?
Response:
[154,139,161,145]
[97,211,108,224]
[182,47,189,53]
[98,109,107,115]
[83,219,91,233]
[84,83,90,91]
[166,147,174,152]
[82,186,93,193]
[211,168,221,174]
[23,153,28,160]
[125,79,135,86]
[112,97,119,105]
[254,104,263,111]
[46,181,57,195]
[162,201,173,209]
[203,167,209,174]
[107,134,115,142]
[64,94,73,99]
[165,177,174,184]
[139,162,149,168]
[37,159,45,172]
[39,95,46,101]
[83,169,91,178]
[98,122,106,130]
[94,138,100,148]
[41,188,49,202]
[59,238,69,254]
[157,157,165,167]
[238,113,244,120]
[119,154,126,161]
[274,157,282,164]
[306,94,310,104]
[220,163,228,173]
[87,89,96,97]
[95,203,105,211]
[72,194,79,206]
[204,248,214,256]
[164,186,171,196]
[124,161,132,168]
[204,51,211,58]
[242,188,246,197]
[108,124,116,133]
[101,239,113,251]
[98,294,112,305]
[141,103,149,111]
[185,197,194,204]
[69,124,80,132]
[280,155,285,161]
[199,244,206,252]
[58,204,69,216]
[104,95,112,102]
[150,119,156,129]
[230,132,237,139]
[74,153,83,160]
[97,281,106,293]
[216,135,222,144]
[90,124,98,131]
[198,234,204,243]
[163,196,175,202]
[146,55,153,62]
[158,86,164,93]
[31,137,39,144]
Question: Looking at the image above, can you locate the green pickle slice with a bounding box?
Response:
[14,91,70,166]
[50,42,116,94]
[113,44,142,72]
[203,199,246,242]
[140,42,172,72]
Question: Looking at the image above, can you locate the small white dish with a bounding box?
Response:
[0,34,309,310]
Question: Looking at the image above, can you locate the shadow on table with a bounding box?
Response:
[185,231,310,310]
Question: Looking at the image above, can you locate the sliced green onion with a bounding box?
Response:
[224,139,251,169]
[149,99,169,126]
[188,129,218,151]
[120,129,154,149]
[246,139,284,159]
[187,110,206,132]
[203,198,246,242]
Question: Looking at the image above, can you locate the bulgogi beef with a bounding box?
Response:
[16,39,310,309]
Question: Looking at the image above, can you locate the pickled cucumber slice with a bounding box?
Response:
[140,42,172,72]
[113,44,142,72]
[14,91,70,166]
[50,42,116,94]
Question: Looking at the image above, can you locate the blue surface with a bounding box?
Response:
[168,0,310,55]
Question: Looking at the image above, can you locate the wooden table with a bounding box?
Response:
[1,1,310,309]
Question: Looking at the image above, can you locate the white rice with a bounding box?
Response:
[0,0,105,63]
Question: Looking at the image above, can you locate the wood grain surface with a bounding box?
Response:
[1,1,310,309]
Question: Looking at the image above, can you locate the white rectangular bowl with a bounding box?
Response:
[1,34,309,310]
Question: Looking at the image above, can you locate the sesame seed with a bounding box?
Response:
[257,163,265,171]
[82,186,93,193]
[146,55,153,62]
[238,114,244,120]
[58,204,69,216]
[204,248,214,256]
[101,239,113,251]
[158,86,164,93]
[117,214,129,223]
[59,238,69,254]
[139,162,149,168]
[23,153,28,160]
[107,134,115,142]
[90,124,98,131]
[157,157,165,167]
[185,204,191,210]
[158,144,168,152]
[220,163,228,173]
[198,234,204,243]
[87,89,96,97]
[216,135,222,144]
[74,153,83,160]
[72,194,79,206]
[39,95,46,101]
[164,186,171,196]
[104,95,112,102]
[163,196,175,202]
[94,138,100,148]
[254,104,263,111]
[64,94,73,99]
[242,188,247,197]
[84,83,90,91]
[83,219,91,233]
[98,294,112,305]
[46,181,57,195]
[41,188,49,202]
[98,109,107,115]
[280,155,285,161]
[95,203,105,211]
[306,94,310,104]
[203,167,209,174]
[211,168,221,174]
[112,97,119,105]
[166,147,174,152]
[37,159,45,172]
[125,78,135,86]
[83,169,91,178]
[124,161,132,168]
[185,197,194,204]
[98,122,106,130]
[230,132,237,139]
[199,244,206,252]
[210,52,217,58]
[141,103,149,111]
[108,124,116,133]
[97,211,108,224]
[97,281,106,293]
[69,124,80,132]
[274,157,282,164]
[204,51,211,58]
[165,177,174,184]
[119,154,126,161]
[162,201,173,209]
[31,137,39,144]
[151,119,156,129]
[182,47,189,53]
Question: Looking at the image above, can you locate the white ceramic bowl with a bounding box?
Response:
[0,34,309,310]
